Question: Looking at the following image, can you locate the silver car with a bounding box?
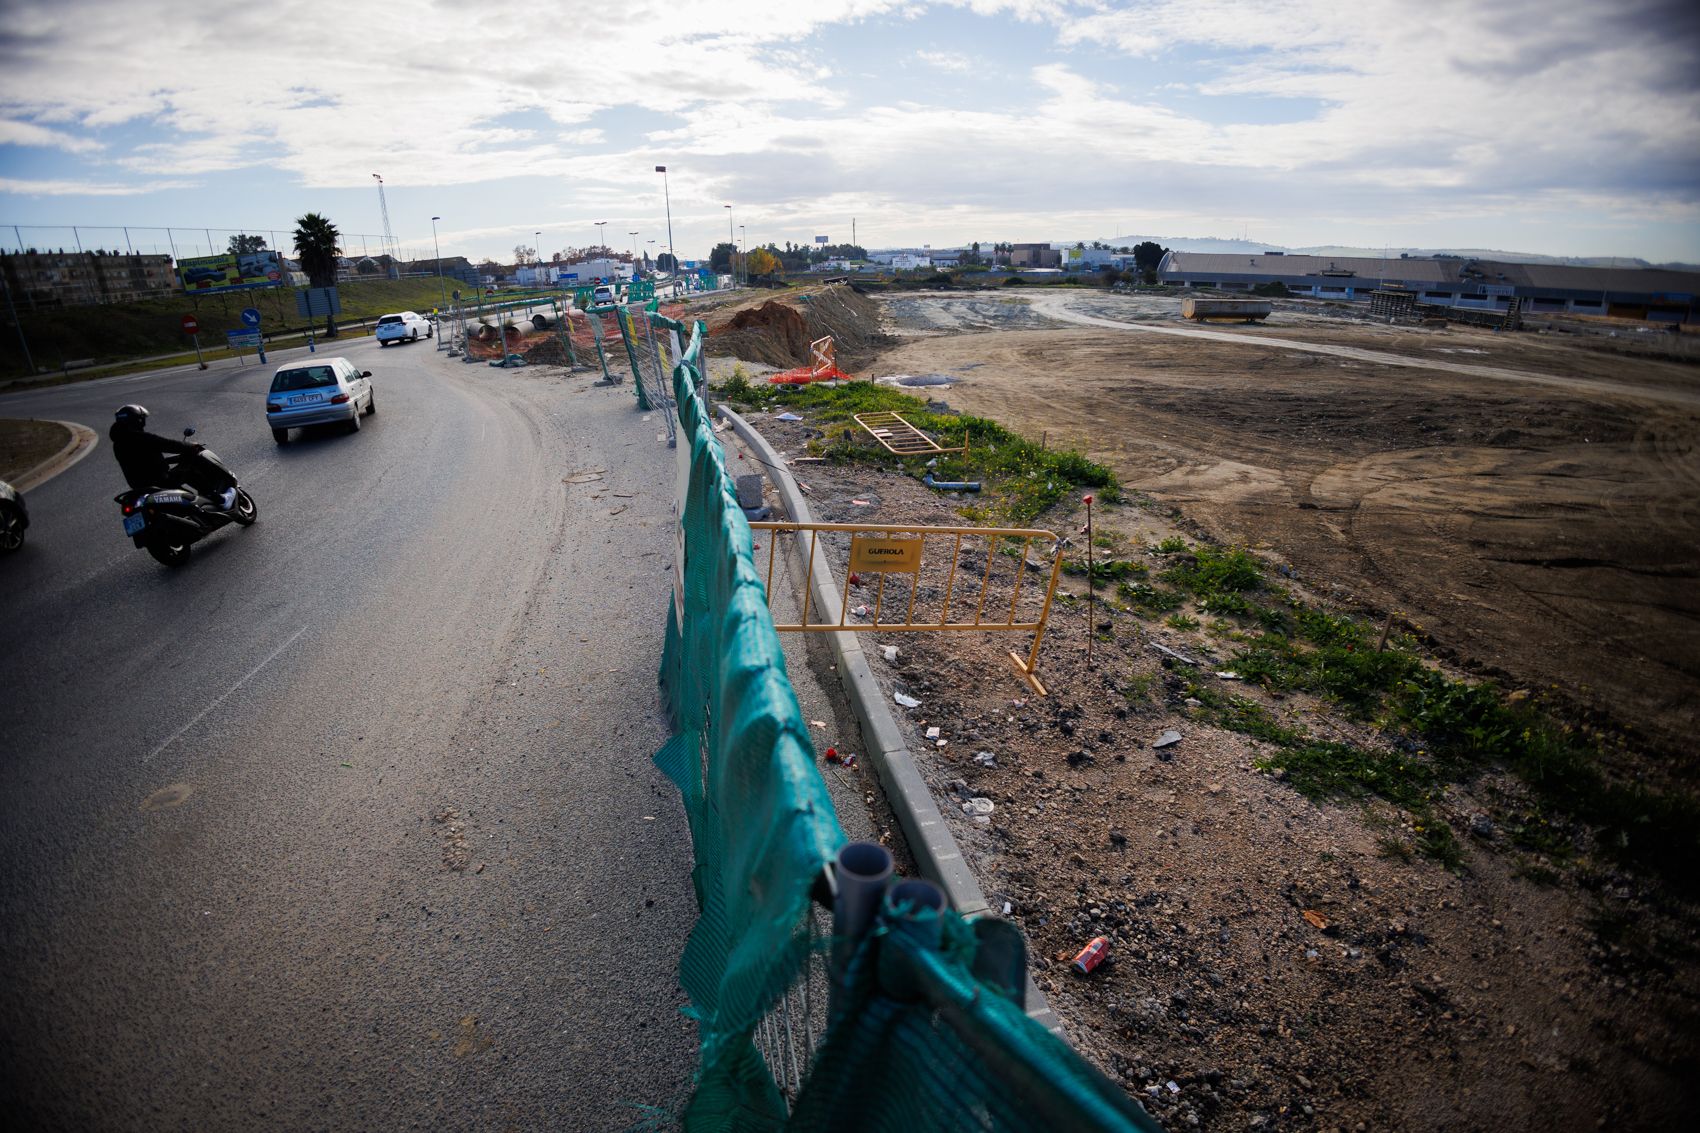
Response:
[265,357,375,444]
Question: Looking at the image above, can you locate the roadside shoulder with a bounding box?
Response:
[2,419,98,490]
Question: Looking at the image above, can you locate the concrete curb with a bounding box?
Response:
[719,405,1062,1034]
[11,420,98,492]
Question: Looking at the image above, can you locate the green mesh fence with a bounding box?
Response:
[653,313,1159,1133]
[656,314,846,1129]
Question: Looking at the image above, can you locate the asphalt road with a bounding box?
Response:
[0,336,699,1128]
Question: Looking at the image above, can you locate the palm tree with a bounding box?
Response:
[292,212,342,337]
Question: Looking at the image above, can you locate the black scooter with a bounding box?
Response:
[114,428,257,566]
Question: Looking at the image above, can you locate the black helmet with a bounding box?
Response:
[114,404,148,430]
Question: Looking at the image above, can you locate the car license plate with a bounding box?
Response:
[123,513,145,536]
[290,394,311,404]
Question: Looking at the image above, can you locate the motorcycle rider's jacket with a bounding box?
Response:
[110,424,204,493]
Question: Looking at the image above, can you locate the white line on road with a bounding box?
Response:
[143,624,310,762]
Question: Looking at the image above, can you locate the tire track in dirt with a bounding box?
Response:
[1029,292,1700,411]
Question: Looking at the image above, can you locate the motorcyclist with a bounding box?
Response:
[109,404,237,509]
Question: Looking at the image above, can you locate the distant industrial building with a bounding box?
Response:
[0,250,176,308]
[1009,243,1061,269]
[405,256,479,288]
[1066,248,1133,271]
[1158,252,1698,323]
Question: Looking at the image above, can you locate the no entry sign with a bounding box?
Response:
[181,315,199,334]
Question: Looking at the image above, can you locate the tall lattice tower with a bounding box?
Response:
[372,173,397,265]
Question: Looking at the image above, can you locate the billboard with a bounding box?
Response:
[815,235,829,244]
[177,250,286,293]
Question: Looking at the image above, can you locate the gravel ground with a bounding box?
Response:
[728,406,1700,1133]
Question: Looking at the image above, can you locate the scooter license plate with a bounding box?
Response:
[123,513,145,536]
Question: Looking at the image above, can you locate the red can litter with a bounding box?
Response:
[1072,936,1112,975]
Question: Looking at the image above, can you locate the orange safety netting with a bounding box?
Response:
[769,335,852,384]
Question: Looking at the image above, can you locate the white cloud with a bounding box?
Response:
[0,118,103,153]
[0,0,1694,258]
[915,49,970,72]
[0,176,198,196]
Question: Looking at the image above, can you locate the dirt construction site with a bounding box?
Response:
[700,285,1700,762]
[686,283,1700,1132]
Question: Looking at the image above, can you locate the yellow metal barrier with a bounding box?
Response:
[853,411,969,457]
[750,521,1065,695]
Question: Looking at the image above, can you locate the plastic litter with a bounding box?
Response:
[925,726,941,740]
[774,412,803,421]
[923,472,982,492]
[851,604,870,618]
[963,797,995,817]
[1153,730,1182,749]
[1150,642,1200,666]
[1215,670,1242,680]
[893,691,921,709]
[973,751,997,767]
[881,645,898,662]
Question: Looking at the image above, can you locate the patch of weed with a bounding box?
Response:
[711,380,1122,523]
[1165,613,1200,631]
[1117,581,1185,613]
[1124,672,1158,703]
[1164,545,1264,595]
[1308,646,1423,716]
[1063,558,1146,582]
[1377,836,1415,863]
[1191,688,1304,746]
[1153,536,1189,554]
[1416,820,1465,870]
[1256,741,1437,812]
[1296,608,1367,648]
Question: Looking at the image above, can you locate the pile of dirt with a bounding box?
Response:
[740,411,1699,1132]
[712,300,812,367]
[705,285,894,371]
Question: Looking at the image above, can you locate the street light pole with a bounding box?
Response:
[628,230,639,281]
[655,166,676,287]
[724,204,734,286]
[430,216,445,312]
[594,221,607,279]
[739,224,746,285]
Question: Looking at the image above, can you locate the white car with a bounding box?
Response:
[375,310,432,346]
[591,285,616,307]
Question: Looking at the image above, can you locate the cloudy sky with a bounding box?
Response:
[1,0,1697,264]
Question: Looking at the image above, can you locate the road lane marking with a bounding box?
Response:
[143,624,309,762]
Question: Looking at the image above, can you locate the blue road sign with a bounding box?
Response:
[226,330,262,347]
[240,307,262,328]
[294,287,342,318]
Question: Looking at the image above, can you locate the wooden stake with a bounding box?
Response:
[1376,610,1396,652]
[1084,494,1095,667]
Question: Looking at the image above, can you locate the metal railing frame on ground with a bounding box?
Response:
[749,520,1064,694]
[651,309,1157,1131]
[615,301,677,445]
